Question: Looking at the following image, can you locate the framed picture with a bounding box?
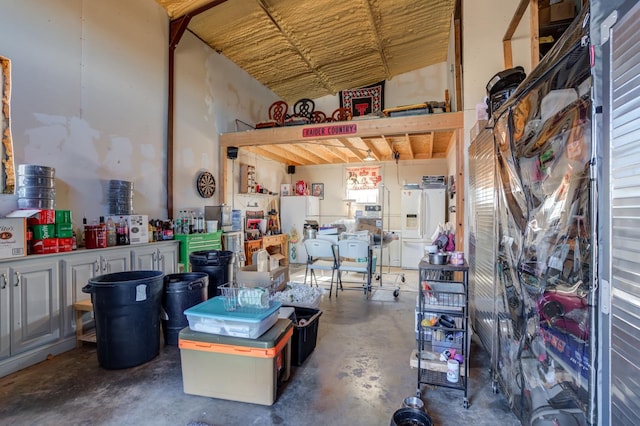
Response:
[280,183,291,196]
[339,81,385,118]
[311,183,324,200]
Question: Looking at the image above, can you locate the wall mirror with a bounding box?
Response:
[1,55,15,194]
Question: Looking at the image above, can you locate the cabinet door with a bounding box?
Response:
[131,243,179,274]
[156,243,178,274]
[0,266,10,360]
[11,260,61,356]
[130,245,157,271]
[61,252,100,338]
[101,248,131,273]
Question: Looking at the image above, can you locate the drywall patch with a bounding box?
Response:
[104,135,133,174]
[140,143,155,160]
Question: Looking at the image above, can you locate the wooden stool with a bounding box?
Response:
[73,299,96,347]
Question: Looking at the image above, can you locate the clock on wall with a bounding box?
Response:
[196,171,216,198]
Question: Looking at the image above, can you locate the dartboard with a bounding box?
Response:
[196,171,216,198]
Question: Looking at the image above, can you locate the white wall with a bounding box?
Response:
[0,0,277,230]
[173,31,279,216]
[290,159,449,231]
[0,0,168,225]
[463,0,533,140]
[313,62,449,116]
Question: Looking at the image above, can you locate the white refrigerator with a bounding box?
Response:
[400,187,446,269]
[280,196,320,264]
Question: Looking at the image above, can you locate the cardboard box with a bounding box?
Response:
[55,210,72,224]
[550,0,575,22]
[539,5,551,26]
[237,264,289,293]
[540,325,589,379]
[470,120,488,141]
[31,224,56,240]
[0,218,27,259]
[55,222,74,238]
[107,215,149,245]
[32,238,58,255]
[24,209,56,225]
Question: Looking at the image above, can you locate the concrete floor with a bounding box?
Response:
[0,267,520,426]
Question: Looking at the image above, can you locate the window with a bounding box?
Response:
[345,166,382,204]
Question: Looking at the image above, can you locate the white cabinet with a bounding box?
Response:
[60,251,102,339]
[0,267,10,360]
[1,241,178,377]
[59,247,131,338]
[0,258,60,361]
[99,249,131,274]
[130,242,178,274]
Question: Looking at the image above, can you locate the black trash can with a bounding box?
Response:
[162,272,208,345]
[82,270,164,370]
[189,250,234,298]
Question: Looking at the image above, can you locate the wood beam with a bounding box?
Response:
[530,0,540,69]
[455,128,465,256]
[503,0,529,69]
[220,112,464,147]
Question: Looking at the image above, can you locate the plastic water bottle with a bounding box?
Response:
[189,210,196,234]
[106,217,117,247]
[197,211,204,233]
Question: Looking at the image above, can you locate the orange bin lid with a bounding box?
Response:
[179,327,293,358]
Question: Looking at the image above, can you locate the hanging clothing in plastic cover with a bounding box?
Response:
[490,5,593,426]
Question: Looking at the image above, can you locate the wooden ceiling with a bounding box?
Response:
[156,0,455,102]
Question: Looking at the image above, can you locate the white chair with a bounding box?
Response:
[337,239,372,297]
[304,239,339,297]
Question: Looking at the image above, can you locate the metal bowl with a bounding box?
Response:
[390,407,433,426]
[428,252,450,265]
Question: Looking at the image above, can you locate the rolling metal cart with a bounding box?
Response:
[415,260,470,408]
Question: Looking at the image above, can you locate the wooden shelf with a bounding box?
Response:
[73,299,96,347]
[263,234,288,267]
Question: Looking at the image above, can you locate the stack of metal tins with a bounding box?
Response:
[108,179,134,215]
[16,164,56,209]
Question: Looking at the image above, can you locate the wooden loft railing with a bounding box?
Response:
[503,0,540,70]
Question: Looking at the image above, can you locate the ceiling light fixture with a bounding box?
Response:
[363,149,375,161]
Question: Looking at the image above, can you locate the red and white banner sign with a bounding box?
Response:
[345,166,382,190]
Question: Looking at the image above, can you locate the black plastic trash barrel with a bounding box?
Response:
[162,272,208,345]
[189,250,234,298]
[82,270,164,369]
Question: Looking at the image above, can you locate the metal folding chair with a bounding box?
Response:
[304,239,339,297]
[337,238,373,297]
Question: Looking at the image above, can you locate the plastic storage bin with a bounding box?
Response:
[178,318,293,405]
[184,297,281,338]
[288,306,322,366]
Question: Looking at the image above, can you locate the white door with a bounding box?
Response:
[401,238,425,269]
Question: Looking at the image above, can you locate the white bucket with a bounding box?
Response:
[206,220,218,233]
[446,359,459,383]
